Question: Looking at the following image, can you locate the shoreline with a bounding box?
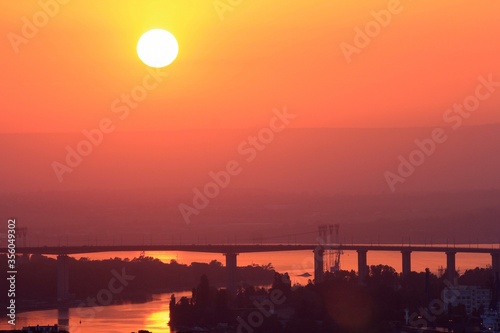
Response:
[7,279,273,315]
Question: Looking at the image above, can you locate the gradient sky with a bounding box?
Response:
[1,0,500,133]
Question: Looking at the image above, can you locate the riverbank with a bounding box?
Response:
[0,254,276,315]
[7,279,273,314]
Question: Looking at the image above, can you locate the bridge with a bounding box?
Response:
[4,244,500,300]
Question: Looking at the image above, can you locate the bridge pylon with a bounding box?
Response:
[357,250,368,285]
[313,246,324,284]
[224,252,238,296]
[445,251,457,283]
[57,254,70,303]
[401,250,411,276]
[492,252,500,277]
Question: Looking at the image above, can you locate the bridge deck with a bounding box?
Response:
[2,244,499,255]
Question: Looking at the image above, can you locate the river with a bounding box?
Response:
[1,292,188,333]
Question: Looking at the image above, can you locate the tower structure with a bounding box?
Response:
[318,224,343,273]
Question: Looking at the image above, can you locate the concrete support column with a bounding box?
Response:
[402,251,412,276]
[492,252,500,277]
[313,246,324,284]
[445,251,456,282]
[357,250,368,284]
[57,306,69,331]
[492,252,500,302]
[57,255,69,303]
[224,252,238,296]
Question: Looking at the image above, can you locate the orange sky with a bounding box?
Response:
[1,0,500,133]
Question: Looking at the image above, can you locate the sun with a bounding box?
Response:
[137,29,179,68]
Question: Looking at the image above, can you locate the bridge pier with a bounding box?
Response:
[224,252,238,296]
[57,255,69,303]
[445,251,456,282]
[492,252,500,277]
[357,250,368,284]
[402,251,411,276]
[313,246,324,284]
[57,306,69,331]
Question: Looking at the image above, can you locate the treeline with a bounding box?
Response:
[0,254,275,310]
[284,266,496,332]
[170,265,497,333]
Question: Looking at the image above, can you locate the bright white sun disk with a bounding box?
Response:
[137,29,178,68]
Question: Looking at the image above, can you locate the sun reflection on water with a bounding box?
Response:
[144,309,170,331]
